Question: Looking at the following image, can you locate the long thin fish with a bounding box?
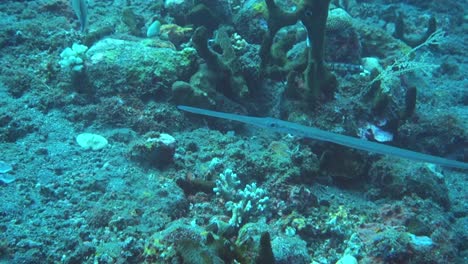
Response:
[178,105,468,170]
[71,0,88,32]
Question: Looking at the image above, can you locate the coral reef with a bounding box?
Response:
[0,0,466,263]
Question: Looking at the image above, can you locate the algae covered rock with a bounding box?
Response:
[233,0,269,44]
[129,132,176,169]
[368,157,450,208]
[85,38,197,97]
[271,235,310,264]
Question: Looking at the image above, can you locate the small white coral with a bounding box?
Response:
[214,168,270,227]
[225,182,270,227]
[213,168,241,200]
[59,43,88,72]
[76,133,108,151]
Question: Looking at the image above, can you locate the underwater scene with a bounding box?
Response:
[0,0,467,263]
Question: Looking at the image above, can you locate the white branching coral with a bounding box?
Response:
[214,168,270,227]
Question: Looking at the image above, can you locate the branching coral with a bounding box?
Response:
[214,169,270,227]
